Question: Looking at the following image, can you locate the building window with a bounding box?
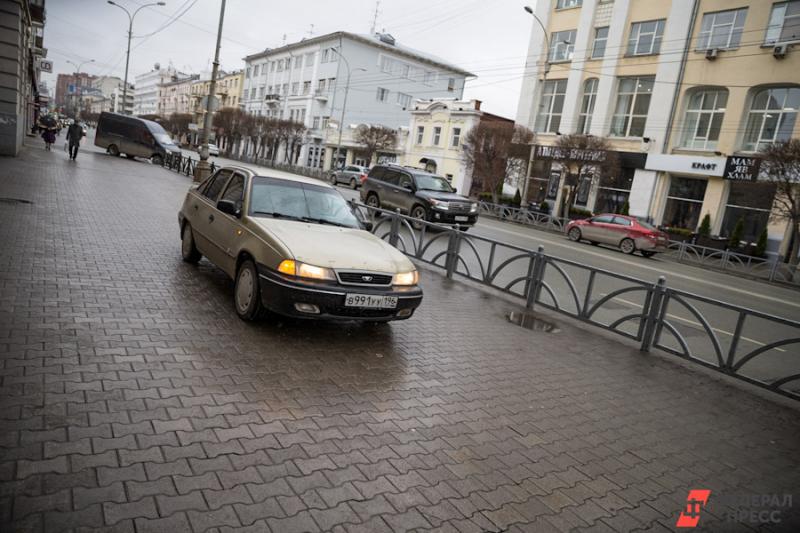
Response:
[317,79,326,93]
[595,168,634,215]
[321,49,329,62]
[534,79,568,133]
[766,1,800,44]
[271,61,276,72]
[577,78,598,134]
[303,81,311,95]
[282,83,288,95]
[663,177,708,230]
[697,8,747,50]
[610,76,654,137]
[291,82,299,95]
[591,27,609,58]
[253,65,259,77]
[549,29,577,62]
[451,127,461,147]
[312,116,320,129]
[424,71,435,85]
[721,182,777,243]
[322,116,330,128]
[250,88,256,100]
[680,89,728,150]
[401,64,410,78]
[627,19,665,55]
[259,86,265,98]
[305,53,315,67]
[433,126,441,145]
[396,92,412,108]
[277,60,284,71]
[246,67,251,78]
[376,87,389,102]
[416,126,424,144]
[743,87,800,151]
[380,56,394,74]
[328,78,336,90]
[556,0,582,8]
[447,78,455,92]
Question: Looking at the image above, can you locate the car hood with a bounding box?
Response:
[250,218,415,273]
[415,190,472,202]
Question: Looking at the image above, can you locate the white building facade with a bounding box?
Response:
[242,31,473,169]
[133,64,184,116]
[90,76,133,114]
[158,75,198,116]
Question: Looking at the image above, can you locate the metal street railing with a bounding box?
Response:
[355,204,800,402]
[162,152,216,178]
[478,201,571,234]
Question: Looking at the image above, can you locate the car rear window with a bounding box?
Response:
[202,170,232,200]
[592,215,614,223]
[612,216,632,226]
[382,170,401,186]
[368,167,386,180]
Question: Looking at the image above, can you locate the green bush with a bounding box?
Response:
[569,206,593,218]
[539,200,549,213]
[698,214,711,237]
[755,227,768,257]
[618,201,630,216]
[728,217,745,249]
[667,227,694,237]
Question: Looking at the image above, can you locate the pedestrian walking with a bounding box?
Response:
[66,122,84,161]
[41,128,56,151]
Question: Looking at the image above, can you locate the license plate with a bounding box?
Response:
[344,294,398,309]
[455,216,469,222]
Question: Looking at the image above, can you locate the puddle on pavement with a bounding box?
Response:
[506,311,560,333]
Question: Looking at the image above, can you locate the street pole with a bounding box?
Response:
[523,5,550,76]
[108,1,166,115]
[331,49,365,170]
[194,0,226,182]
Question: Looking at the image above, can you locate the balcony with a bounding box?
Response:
[313,91,329,102]
[264,94,281,105]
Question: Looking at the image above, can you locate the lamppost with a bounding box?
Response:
[107,1,166,115]
[523,5,551,76]
[65,59,94,119]
[331,48,366,170]
[194,0,226,182]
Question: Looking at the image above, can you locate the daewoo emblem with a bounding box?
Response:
[361,275,373,282]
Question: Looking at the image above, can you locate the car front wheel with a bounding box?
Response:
[329,174,337,185]
[620,238,636,255]
[567,227,582,242]
[151,154,164,166]
[366,193,380,209]
[641,251,656,258]
[108,144,120,157]
[350,177,358,189]
[181,224,201,264]
[234,259,264,321]
[410,205,427,230]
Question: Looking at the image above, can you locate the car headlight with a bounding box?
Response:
[470,202,478,213]
[277,259,336,280]
[393,270,419,286]
[428,199,449,210]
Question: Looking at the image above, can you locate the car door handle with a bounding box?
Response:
[193,204,198,210]
[208,214,215,222]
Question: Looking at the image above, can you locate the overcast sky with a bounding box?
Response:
[43,0,533,119]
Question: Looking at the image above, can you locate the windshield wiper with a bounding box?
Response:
[251,211,304,221]
[300,216,351,228]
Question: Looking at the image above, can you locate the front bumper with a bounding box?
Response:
[257,265,423,321]
[428,208,478,226]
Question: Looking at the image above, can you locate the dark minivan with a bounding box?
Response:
[360,164,479,229]
[95,112,180,165]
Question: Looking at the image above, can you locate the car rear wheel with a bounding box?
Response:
[366,193,380,209]
[234,259,264,321]
[641,251,656,258]
[350,177,358,189]
[181,224,201,264]
[410,205,427,230]
[567,227,582,241]
[620,238,636,255]
[151,154,164,166]
[329,174,337,185]
[108,144,120,157]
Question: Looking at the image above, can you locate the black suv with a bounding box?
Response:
[360,165,479,229]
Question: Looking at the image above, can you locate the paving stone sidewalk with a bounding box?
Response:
[1,145,799,532]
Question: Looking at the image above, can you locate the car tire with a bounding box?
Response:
[567,227,581,242]
[151,154,164,166]
[350,177,358,189]
[589,241,599,246]
[108,144,120,157]
[366,193,380,209]
[234,259,264,321]
[410,205,427,230]
[330,174,337,185]
[641,251,656,258]
[457,226,469,232]
[620,238,636,255]
[181,224,202,264]
[125,154,135,159]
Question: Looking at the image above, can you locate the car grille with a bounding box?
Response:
[337,272,393,285]
[448,201,473,213]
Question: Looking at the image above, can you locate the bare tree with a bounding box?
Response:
[760,139,800,266]
[284,120,308,165]
[165,113,193,144]
[354,125,397,166]
[212,107,239,152]
[462,122,532,203]
[553,134,620,214]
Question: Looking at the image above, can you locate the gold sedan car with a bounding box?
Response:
[178,166,423,322]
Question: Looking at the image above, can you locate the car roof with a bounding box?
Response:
[218,166,334,189]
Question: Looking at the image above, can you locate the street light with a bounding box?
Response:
[107,1,166,115]
[65,59,95,119]
[523,5,551,76]
[331,48,366,170]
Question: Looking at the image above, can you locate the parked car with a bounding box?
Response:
[94,111,180,165]
[207,143,220,156]
[178,166,423,322]
[330,165,369,189]
[360,164,479,230]
[565,214,669,257]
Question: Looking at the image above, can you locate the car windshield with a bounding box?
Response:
[152,132,174,145]
[249,177,361,228]
[414,174,453,192]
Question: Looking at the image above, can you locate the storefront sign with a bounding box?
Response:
[723,156,761,182]
[38,59,52,73]
[645,153,726,177]
[534,144,607,163]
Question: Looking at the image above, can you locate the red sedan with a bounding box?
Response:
[565,214,669,257]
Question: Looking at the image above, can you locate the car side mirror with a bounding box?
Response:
[402,184,414,192]
[217,199,241,218]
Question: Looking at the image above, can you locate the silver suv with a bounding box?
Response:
[329,165,368,189]
[360,165,479,229]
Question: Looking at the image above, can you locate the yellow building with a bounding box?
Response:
[190,70,244,132]
[517,0,800,257]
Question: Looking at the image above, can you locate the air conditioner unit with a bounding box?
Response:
[773,44,788,58]
[705,48,719,60]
